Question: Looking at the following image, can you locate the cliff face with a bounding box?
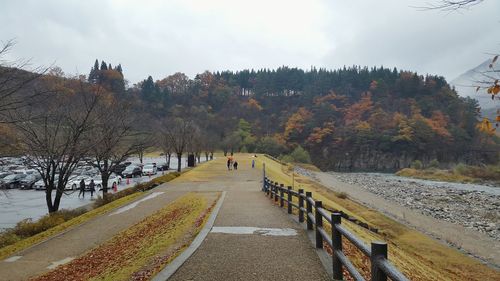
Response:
[315,148,491,172]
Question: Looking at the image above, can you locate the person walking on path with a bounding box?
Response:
[78,179,85,198]
[233,161,238,170]
[89,179,95,198]
[227,157,232,171]
[251,159,255,168]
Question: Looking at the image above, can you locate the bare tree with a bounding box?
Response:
[0,40,48,122]
[158,125,173,169]
[14,83,100,212]
[203,132,218,161]
[163,118,196,172]
[417,0,484,11]
[88,95,143,194]
[134,133,155,164]
[187,126,202,163]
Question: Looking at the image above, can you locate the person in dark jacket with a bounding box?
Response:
[233,161,238,170]
[78,179,85,198]
[89,179,95,197]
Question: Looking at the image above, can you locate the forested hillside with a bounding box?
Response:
[3,62,498,171]
[120,64,498,171]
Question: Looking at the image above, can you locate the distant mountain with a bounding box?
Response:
[451,59,498,119]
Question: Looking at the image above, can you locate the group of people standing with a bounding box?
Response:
[227,156,238,171]
[78,179,95,198]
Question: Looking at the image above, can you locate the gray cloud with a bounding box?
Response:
[1,0,498,84]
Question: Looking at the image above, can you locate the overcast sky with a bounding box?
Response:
[1,0,499,84]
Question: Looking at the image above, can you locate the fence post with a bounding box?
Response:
[315,201,323,249]
[331,213,343,280]
[269,181,273,199]
[266,179,270,196]
[298,189,304,222]
[306,192,313,230]
[279,184,284,207]
[274,182,279,202]
[287,186,292,214]
[371,242,388,281]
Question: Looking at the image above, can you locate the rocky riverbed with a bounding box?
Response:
[326,171,499,241]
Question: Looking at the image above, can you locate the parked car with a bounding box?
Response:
[156,163,169,171]
[66,175,91,190]
[0,174,27,189]
[0,172,9,179]
[110,162,131,175]
[122,165,142,178]
[92,173,122,190]
[34,177,59,190]
[142,163,157,176]
[33,179,45,190]
[19,174,42,189]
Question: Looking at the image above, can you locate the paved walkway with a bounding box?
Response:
[169,156,329,281]
[0,155,329,281]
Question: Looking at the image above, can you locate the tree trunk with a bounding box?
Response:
[177,153,182,172]
[102,161,109,194]
[52,186,64,213]
[196,153,201,163]
[205,152,209,161]
[210,152,213,160]
[139,151,144,164]
[46,188,55,213]
[101,172,110,194]
[167,153,171,169]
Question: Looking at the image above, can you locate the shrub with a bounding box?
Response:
[336,192,348,199]
[410,160,423,170]
[453,163,468,175]
[289,146,312,164]
[0,232,20,248]
[0,208,87,248]
[428,159,439,169]
[279,154,294,163]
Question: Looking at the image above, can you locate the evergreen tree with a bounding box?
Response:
[100,61,108,70]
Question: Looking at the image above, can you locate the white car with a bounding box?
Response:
[142,163,157,176]
[34,177,60,190]
[92,173,122,190]
[66,175,92,190]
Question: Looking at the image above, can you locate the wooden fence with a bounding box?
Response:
[263,177,409,281]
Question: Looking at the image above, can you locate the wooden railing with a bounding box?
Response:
[263,177,409,281]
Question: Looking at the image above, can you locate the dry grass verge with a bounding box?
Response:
[396,165,500,185]
[31,192,218,281]
[0,171,184,260]
[256,155,500,281]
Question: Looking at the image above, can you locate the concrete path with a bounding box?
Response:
[167,156,330,281]
[0,156,329,281]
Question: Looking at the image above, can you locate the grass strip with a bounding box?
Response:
[0,192,143,260]
[0,170,186,260]
[32,192,217,281]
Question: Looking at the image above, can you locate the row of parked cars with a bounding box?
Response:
[0,157,170,191]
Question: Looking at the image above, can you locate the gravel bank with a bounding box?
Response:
[298,168,499,241]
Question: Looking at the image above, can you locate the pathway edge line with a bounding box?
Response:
[152,190,227,281]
